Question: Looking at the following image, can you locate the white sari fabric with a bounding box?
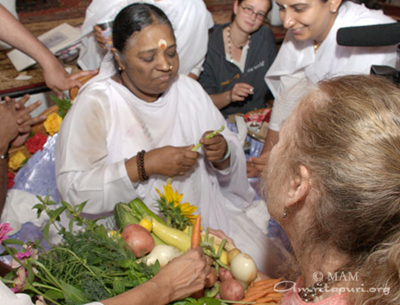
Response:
[266,2,397,131]
[78,0,214,76]
[55,54,278,272]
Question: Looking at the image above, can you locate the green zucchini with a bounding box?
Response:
[129,198,166,225]
[114,202,140,229]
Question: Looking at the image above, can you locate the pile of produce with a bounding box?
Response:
[114,194,285,304]
[0,186,284,305]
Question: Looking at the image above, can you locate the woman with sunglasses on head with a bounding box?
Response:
[247,0,396,177]
[198,0,277,118]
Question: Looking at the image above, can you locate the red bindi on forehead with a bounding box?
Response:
[158,39,167,50]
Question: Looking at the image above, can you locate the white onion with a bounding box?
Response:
[145,244,181,267]
[230,253,258,289]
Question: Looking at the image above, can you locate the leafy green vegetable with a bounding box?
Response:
[51,96,72,119]
[2,198,159,305]
[157,196,190,230]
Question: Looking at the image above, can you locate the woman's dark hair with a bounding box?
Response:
[112,3,173,53]
[321,0,382,10]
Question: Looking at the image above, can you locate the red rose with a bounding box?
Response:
[7,171,15,189]
[25,132,47,154]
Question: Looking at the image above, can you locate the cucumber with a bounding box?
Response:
[114,201,166,245]
[114,202,140,229]
[129,198,166,225]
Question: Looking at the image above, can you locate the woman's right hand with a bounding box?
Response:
[146,145,199,177]
[230,82,254,102]
[151,247,212,303]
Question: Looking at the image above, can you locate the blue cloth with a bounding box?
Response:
[12,135,59,203]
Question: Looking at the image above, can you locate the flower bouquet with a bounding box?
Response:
[7,96,70,189]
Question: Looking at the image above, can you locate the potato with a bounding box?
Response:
[219,278,245,301]
[205,268,217,288]
[219,267,234,282]
[122,223,155,257]
[191,289,204,299]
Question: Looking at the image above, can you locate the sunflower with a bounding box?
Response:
[156,183,198,228]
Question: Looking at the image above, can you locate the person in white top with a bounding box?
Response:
[247,0,397,177]
[78,0,214,78]
[56,3,276,273]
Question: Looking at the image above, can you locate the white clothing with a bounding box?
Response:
[55,53,277,272]
[266,2,397,131]
[78,0,214,76]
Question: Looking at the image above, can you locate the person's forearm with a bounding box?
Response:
[209,91,231,109]
[0,143,9,218]
[0,5,59,69]
[260,129,279,156]
[101,280,170,305]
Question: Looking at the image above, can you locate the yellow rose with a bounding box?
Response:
[43,113,63,136]
[8,151,27,171]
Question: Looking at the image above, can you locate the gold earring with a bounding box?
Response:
[331,9,337,13]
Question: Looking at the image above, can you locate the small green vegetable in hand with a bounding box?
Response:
[192,125,225,152]
[166,126,225,184]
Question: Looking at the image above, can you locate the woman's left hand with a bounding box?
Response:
[200,131,229,165]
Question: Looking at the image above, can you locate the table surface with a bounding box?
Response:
[0,17,84,98]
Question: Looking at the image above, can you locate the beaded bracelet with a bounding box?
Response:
[136,150,149,181]
[215,143,231,163]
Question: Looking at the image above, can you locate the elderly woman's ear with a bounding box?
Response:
[285,165,311,208]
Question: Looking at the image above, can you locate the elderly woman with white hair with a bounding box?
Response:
[264,74,400,304]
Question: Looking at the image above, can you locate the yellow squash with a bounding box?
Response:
[151,218,191,252]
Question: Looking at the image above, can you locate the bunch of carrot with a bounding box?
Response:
[236,278,284,304]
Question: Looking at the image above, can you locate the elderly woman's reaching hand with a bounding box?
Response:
[101,247,212,305]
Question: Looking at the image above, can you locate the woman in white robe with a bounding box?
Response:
[56,3,276,273]
[78,0,214,77]
[248,0,397,177]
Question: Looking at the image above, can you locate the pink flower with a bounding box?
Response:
[35,295,47,305]
[16,251,32,260]
[0,223,12,243]
[11,244,38,270]
[10,267,27,293]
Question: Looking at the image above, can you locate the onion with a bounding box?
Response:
[230,253,258,289]
[145,244,181,267]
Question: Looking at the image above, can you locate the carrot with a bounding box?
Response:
[253,278,282,288]
[191,215,201,248]
[256,293,283,303]
[240,290,271,302]
[246,286,275,296]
